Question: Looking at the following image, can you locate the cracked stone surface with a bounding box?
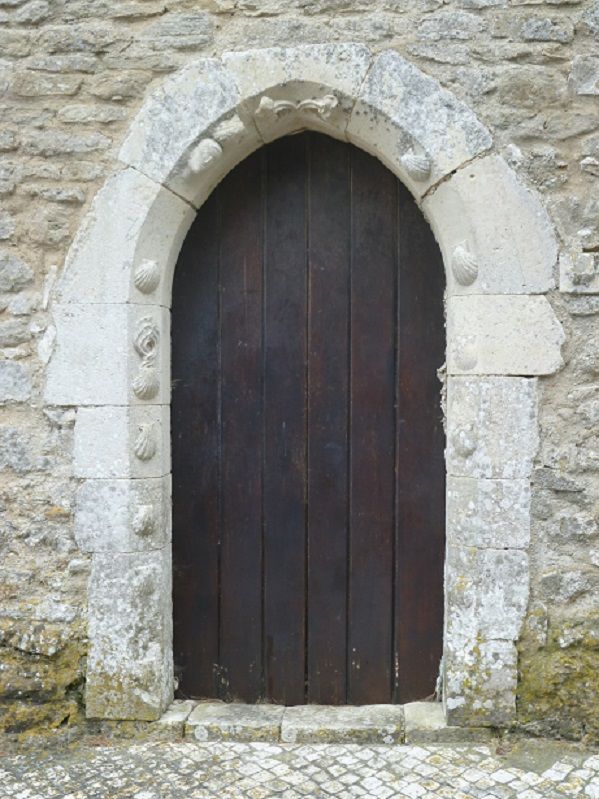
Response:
[1,739,598,798]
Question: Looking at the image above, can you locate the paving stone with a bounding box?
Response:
[280,704,404,744]
[0,739,597,799]
[185,702,285,742]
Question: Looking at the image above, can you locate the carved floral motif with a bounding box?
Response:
[255,94,339,121]
[132,317,160,400]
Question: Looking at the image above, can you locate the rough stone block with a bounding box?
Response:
[118,58,260,206]
[74,405,169,479]
[280,705,404,744]
[348,49,492,198]
[0,361,31,403]
[0,251,33,292]
[423,156,557,295]
[185,703,284,742]
[57,168,194,307]
[445,545,529,642]
[559,252,599,294]
[74,475,171,553]
[570,56,599,96]
[223,43,372,143]
[447,477,530,548]
[444,639,518,727]
[86,548,172,720]
[446,376,538,479]
[447,295,564,375]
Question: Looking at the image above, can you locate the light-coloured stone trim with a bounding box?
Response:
[44,44,565,727]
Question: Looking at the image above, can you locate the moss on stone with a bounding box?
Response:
[0,635,86,738]
[517,615,599,743]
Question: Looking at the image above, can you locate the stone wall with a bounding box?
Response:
[0,0,597,740]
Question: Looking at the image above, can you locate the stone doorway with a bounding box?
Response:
[44,44,564,727]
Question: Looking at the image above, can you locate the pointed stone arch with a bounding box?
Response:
[44,44,564,727]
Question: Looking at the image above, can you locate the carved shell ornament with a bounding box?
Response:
[451,244,479,286]
[134,423,157,461]
[133,259,161,294]
[133,366,160,401]
[188,137,223,174]
[132,317,160,400]
[451,424,478,458]
[255,94,339,121]
[400,150,432,182]
[132,505,156,537]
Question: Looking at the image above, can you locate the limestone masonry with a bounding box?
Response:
[0,0,598,744]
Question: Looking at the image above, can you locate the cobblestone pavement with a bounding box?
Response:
[1,739,599,799]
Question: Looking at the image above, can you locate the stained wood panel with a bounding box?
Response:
[172,132,445,705]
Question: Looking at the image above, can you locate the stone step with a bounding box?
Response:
[163,700,496,745]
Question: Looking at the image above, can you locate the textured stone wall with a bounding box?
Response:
[0,0,597,740]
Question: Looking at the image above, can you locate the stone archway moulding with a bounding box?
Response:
[44,44,565,727]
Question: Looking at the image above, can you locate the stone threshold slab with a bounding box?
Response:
[158,701,497,745]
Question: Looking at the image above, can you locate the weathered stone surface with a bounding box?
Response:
[11,71,82,97]
[424,156,557,295]
[445,639,519,726]
[0,318,31,347]
[447,295,564,375]
[445,546,529,642]
[403,701,495,743]
[56,168,193,307]
[74,476,170,553]
[119,59,249,206]
[0,211,15,241]
[223,43,372,143]
[280,704,404,744]
[21,130,111,156]
[0,361,31,403]
[447,376,538,479]
[74,405,169,479]
[186,703,284,742]
[142,12,214,51]
[58,104,127,124]
[86,548,172,720]
[348,49,492,197]
[0,252,33,292]
[570,55,599,95]
[447,477,530,548]
[559,252,599,293]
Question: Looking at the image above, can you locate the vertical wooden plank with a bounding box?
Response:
[348,147,397,704]
[306,135,350,705]
[218,150,264,702]
[263,135,308,705]
[171,195,220,698]
[395,182,446,702]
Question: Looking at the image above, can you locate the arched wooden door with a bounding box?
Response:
[172,133,445,706]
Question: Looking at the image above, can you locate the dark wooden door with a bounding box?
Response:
[172,133,445,706]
